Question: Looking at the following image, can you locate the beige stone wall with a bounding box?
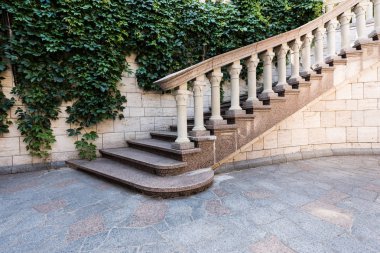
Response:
[0,54,213,169]
[227,62,380,165]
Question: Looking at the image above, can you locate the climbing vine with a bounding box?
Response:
[0,0,322,159]
[0,11,14,134]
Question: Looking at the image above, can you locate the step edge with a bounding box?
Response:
[99,149,188,170]
[67,160,214,194]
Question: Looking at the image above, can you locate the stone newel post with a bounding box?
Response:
[314,26,326,68]
[172,84,194,150]
[227,61,245,116]
[354,1,370,46]
[261,48,276,98]
[326,18,338,62]
[275,43,290,89]
[244,54,260,107]
[339,10,353,54]
[370,0,380,39]
[290,39,302,83]
[190,75,207,136]
[207,68,226,125]
[301,33,313,75]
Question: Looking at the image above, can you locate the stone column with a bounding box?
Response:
[367,1,374,21]
[190,75,208,136]
[275,43,290,89]
[314,26,326,68]
[354,1,370,46]
[207,68,226,125]
[244,54,260,107]
[172,84,194,150]
[260,48,276,98]
[339,10,353,55]
[370,0,380,39]
[289,39,302,83]
[301,33,313,75]
[227,61,245,116]
[326,18,338,62]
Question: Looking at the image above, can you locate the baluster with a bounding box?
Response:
[370,0,380,39]
[313,26,326,68]
[325,2,334,12]
[207,68,226,125]
[339,10,353,55]
[227,61,244,115]
[190,75,207,136]
[172,84,193,150]
[301,33,313,75]
[275,43,290,89]
[260,48,276,98]
[244,54,260,107]
[354,1,370,47]
[289,39,302,83]
[367,1,374,21]
[326,18,338,62]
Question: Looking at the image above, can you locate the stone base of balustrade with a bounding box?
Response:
[353,38,373,49]
[258,91,279,101]
[243,99,263,109]
[225,109,246,117]
[189,130,210,137]
[206,119,228,126]
[272,84,286,93]
[369,29,380,41]
[171,142,195,150]
[287,76,303,85]
[300,71,311,80]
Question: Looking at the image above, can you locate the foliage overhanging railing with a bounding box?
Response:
[156,0,379,150]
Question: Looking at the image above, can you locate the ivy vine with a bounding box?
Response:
[0,0,322,160]
[0,10,14,135]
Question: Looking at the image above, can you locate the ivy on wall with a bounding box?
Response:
[0,12,14,134]
[0,0,322,160]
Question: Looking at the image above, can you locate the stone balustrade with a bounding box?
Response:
[154,0,380,150]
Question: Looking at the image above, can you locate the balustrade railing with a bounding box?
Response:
[154,0,380,150]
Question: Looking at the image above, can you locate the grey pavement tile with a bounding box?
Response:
[287,235,332,253]
[351,187,378,201]
[139,242,195,253]
[280,208,345,242]
[99,227,164,248]
[249,234,296,253]
[161,218,224,247]
[327,233,377,253]
[1,156,380,253]
[260,218,305,242]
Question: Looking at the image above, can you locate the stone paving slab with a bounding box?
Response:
[1,156,380,253]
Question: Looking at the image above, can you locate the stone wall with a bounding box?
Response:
[0,54,215,172]
[220,61,380,172]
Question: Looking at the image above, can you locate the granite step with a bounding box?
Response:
[127,138,201,160]
[170,124,194,132]
[100,147,187,176]
[67,158,214,197]
[151,131,178,141]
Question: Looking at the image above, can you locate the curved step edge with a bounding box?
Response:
[66,158,214,198]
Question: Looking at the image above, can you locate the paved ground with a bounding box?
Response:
[1,156,380,253]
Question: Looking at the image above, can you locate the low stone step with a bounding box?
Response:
[67,158,214,197]
[170,124,194,132]
[127,138,201,160]
[100,147,187,176]
[151,131,177,141]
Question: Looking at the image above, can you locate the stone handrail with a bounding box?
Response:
[155,0,380,150]
[155,0,362,91]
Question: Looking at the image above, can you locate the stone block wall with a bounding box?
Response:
[223,61,380,170]
[0,54,217,172]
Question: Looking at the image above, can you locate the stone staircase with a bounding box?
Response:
[67,0,380,197]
